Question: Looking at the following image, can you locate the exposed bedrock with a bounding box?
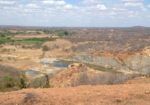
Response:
[61,53,150,73]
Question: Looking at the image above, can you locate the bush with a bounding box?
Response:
[1,48,9,52]
[42,45,49,51]
[43,74,51,88]
[8,57,11,60]
[22,45,25,48]
[18,78,30,89]
[3,76,15,88]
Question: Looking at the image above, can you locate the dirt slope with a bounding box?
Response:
[1,84,150,105]
[49,63,130,88]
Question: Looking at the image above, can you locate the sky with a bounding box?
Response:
[0,0,150,27]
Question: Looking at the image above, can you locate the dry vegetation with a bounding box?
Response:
[64,27,150,54]
[0,64,21,92]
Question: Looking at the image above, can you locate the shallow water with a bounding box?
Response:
[40,61,69,67]
[26,71,37,74]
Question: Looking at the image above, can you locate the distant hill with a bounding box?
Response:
[132,26,145,28]
[11,26,24,30]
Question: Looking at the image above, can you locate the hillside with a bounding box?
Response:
[49,63,130,87]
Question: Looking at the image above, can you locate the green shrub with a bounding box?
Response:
[2,48,8,52]
[3,76,15,88]
[8,57,11,60]
[43,74,51,88]
[18,78,30,89]
[42,45,49,51]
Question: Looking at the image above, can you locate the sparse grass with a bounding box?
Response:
[1,48,9,52]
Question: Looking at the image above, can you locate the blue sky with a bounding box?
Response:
[0,0,150,27]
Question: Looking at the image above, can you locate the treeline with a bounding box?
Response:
[42,29,77,36]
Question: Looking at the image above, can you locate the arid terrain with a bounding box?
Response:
[1,84,150,105]
[1,26,150,104]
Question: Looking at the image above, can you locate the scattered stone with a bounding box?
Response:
[145,90,150,94]
[116,99,122,102]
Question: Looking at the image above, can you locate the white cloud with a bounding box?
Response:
[112,8,127,11]
[0,1,16,5]
[41,0,66,6]
[84,4,107,11]
[124,3,144,8]
[120,0,144,2]
[97,5,107,10]
[80,0,101,5]
[64,4,78,10]
[81,0,144,5]
[142,8,147,11]
[0,0,149,27]
[148,4,150,8]
[26,4,40,8]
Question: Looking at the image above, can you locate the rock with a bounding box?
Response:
[116,99,122,102]
[145,90,150,94]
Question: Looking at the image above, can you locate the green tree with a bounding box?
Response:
[64,31,68,36]
[57,32,64,37]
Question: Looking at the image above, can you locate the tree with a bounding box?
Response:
[57,32,64,37]
[64,31,68,36]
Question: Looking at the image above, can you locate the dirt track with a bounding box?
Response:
[0,84,150,105]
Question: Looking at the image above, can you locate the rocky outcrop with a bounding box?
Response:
[61,53,150,73]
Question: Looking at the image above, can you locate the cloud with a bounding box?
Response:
[96,5,107,10]
[80,0,144,5]
[0,1,16,5]
[120,0,144,2]
[0,0,149,27]
[26,4,40,8]
[148,4,150,8]
[64,4,78,10]
[80,0,101,5]
[41,0,66,6]
[124,3,144,8]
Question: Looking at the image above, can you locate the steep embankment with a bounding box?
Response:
[61,52,150,73]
